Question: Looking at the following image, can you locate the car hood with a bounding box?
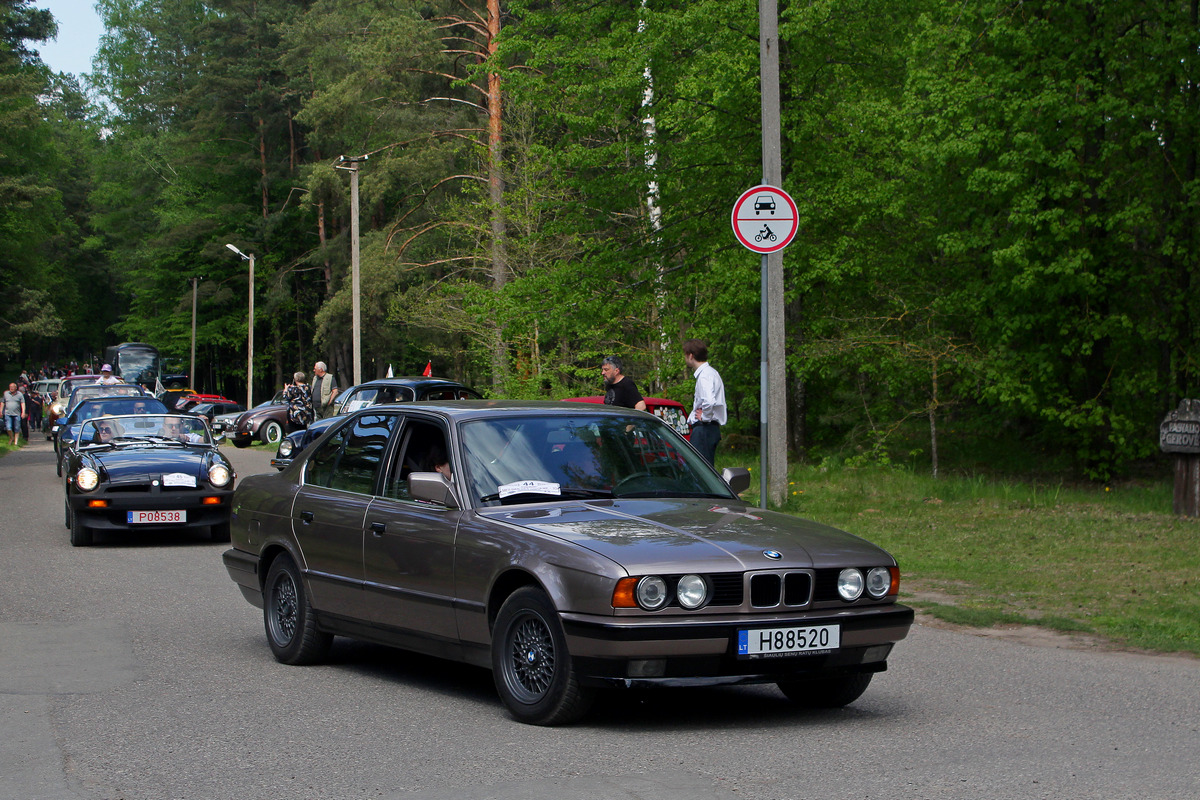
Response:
[84,446,220,480]
[481,498,893,574]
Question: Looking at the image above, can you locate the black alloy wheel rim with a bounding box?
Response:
[505,611,555,703]
[269,572,299,644]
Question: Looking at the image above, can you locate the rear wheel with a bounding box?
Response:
[263,555,331,665]
[69,507,93,547]
[492,587,593,725]
[777,671,873,709]
[260,420,283,446]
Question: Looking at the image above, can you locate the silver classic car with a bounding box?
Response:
[223,402,912,725]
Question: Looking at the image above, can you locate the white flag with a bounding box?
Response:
[385,364,393,378]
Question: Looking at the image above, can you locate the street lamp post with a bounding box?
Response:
[225,244,255,409]
[336,154,368,387]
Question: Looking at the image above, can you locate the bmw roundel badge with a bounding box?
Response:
[763,550,782,560]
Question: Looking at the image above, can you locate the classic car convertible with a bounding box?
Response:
[223,402,912,725]
[63,414,236,547]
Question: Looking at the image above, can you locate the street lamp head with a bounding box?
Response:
[225,243,249,259]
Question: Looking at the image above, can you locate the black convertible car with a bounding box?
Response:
[63,414,236,547]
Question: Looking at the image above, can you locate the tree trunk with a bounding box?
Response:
[487,0,508,391]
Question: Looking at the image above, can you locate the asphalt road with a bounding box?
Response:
[1,435,1197,800]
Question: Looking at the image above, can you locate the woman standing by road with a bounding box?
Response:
[283,372,313,434]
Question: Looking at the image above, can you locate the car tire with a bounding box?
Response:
[260,421,283,446]
[491,586,594,725]
[56,452,63,477]
[777,671,873,709]
[69,507,93,547]
[263,555,331,665]
[64,499,70,529]
[210,521,231,543]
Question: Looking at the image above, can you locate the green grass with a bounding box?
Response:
[730,459,1200,657]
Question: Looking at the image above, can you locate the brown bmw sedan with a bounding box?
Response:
[223,401,912,725]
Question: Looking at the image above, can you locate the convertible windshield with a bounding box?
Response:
[79,414,213,446]
[67,384,146,414]
[461,413,734,506]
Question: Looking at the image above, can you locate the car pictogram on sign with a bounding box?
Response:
[754,195,776,215]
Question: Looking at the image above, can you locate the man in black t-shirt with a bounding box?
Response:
[601,356,647,411]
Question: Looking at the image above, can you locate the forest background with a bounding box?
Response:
[3,0,1200,484]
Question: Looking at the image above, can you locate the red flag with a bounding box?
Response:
[422,360,432,377]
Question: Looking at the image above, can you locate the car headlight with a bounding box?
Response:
[676,574,708,609]
[51,402,65,416]
[635,576,669,610]
[837,568,865,601]
[277,439,294,458]
[866,567,893,598]
[208,463,232,487]
[76,467,100,492]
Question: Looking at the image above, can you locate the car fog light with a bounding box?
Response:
[636,576,669,610]
[209,464,232,487]
[837,568,864,601]
[866,567,892,598]
[676,574,708,609]
[76,467,100,492]
[277,439,294,458]
[627,659,666,678]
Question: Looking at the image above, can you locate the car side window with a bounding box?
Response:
[382,419,451,500]
[307,413,397,494]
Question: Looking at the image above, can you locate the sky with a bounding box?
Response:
[33,0,106,77]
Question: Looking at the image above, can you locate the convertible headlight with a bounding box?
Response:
[208,464,232,487]
[51,401,65,416]
[635,576,669,611]
[277,439,294,458]
[866,567,893,598]
[76,467,100,492]
[837,568,865,601]
[676,574,708,609]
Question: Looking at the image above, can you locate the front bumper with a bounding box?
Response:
[69,487,233,532]
[560,604,914,687]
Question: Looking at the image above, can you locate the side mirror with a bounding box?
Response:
[409,472,459,509]
[722,467,751,495]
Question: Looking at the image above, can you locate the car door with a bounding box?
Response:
[362,414,462,641]
[292,412,399,619]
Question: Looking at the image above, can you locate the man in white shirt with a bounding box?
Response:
[683,339,727,467]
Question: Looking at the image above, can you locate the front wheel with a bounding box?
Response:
[492,587,593,725]
[69,507,93,547]
[263,555,331,665]
[260,420,283,446]
[210,521,231,542]
[777,671,873,709]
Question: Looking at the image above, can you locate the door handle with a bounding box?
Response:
[300,510,314,523]
[370,522,386,536]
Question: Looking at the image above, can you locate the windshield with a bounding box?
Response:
[79,414,213,446]
[115,348,161,386]
[67,384,146,413]
[69,397,166,423]
[340,386,414,413]
[461,413,734,506]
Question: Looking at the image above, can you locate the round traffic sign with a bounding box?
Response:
[731,185,797,253]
